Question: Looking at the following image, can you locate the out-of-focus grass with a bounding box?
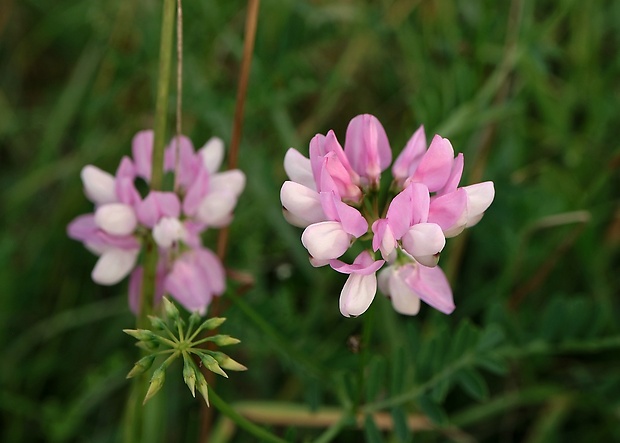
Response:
[1,0,619,442]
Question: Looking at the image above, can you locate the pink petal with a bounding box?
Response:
[344,114,392,185]
[383,265,421,315]
[406,264,455,314]
[339,273,377,317]
[195,248,225,296]
[319,192,367,237]
[392,125,426,183]
[437,153,464,195]
[405,182,431,225]
[183,167,210,216]
[428,188,468,237]
[309,133,327,185]
[165,255,212,314]
[132,130,154,181]
[371,219,397,261]
[280,181,325,228]
[329,250,384,275]
[136,191,181,228]
[92,248,139,285]
[67,214,98,242]
[301,221,351,260]
[401,223,445,262]
[284,148,315,190]
[94,203,137,236]
[167,135,200,189]
[81,165,117,205]
[410,135,454,192]
[128,265,166,314]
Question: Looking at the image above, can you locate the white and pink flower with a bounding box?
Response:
[281,114,494,317]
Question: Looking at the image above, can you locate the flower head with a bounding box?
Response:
[281,114,494,317]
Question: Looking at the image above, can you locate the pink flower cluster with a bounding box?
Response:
[67,130,245,314]
[281,114,494,317]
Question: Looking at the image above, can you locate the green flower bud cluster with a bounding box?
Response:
[124,297,246,405]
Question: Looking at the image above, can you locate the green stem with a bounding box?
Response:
[125,1,176,442]
[209,389,288,443]
[357,305,374,408]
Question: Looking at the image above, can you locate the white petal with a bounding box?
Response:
[195,191,237,227]
[92,248,139,285]
[463,181,494,226]
[284,148,315,190]
[199,137,225,173]
[81,165,117,205]
[94,203,137,236]
[401,223,445,261]
[388,269,421,315]
[339,273,377,317]
[210,170,246,198]
[152,217,187,248]
[301,221,350,260]
[280,181,325,228]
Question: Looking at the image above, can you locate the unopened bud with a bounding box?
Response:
[200,353,228,378]
[148,315,167,331]
[162,297,180,321]
[211,351,247,372]
[143,366,166,404]
[126,354,156,379]
[123,328,159,342]
[182,355,196,397]
[195,370,210,406]
[209,334,241,346]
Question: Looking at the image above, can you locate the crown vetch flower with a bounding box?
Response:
[68,130,245,314]
[281,114,494,317]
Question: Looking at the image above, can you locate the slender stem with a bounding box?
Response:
[208,389,288,443]
[216,0,260,261]
[125,2,176,442]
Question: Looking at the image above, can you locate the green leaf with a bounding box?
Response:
[366,356,386,402]
[456,367,489,401]
[418,394,448,425]
[430,378,451,403]
[476,354,509,375]
[391,406,411,442]
[363,414,384,443]
[476,324,505,352]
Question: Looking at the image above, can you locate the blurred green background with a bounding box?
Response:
[1,0,619,442]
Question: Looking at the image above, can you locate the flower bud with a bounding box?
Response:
[210,351,248,371]
[199,353,228,378]
[144,366,166,404]
[126,354,156,379]
[209,335,241,346]
[182,354,196,397]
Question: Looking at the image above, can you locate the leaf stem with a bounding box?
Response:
[209,388,288,443]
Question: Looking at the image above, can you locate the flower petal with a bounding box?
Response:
[401,223,445,262]
[199,137,225,173]
[428,188,468,237]
[92,248,139,285]
[132,130,154,181]
[301,221,351,260]
[284,148,315,190]
[209,169,246,198]
[329,250,384,275]
[339,273,377,317]
[344,114,392,185]
[463,181,495,227]
[280,181,325,228]
[81,165,117,205]
[94,203,138,236]
[152,217,187,249]
[410,135,454,192]
[195,190,237,228]
[406,264,455,314]
[392,125,426,183]
[387,266,421,315]
[136,191,181,228]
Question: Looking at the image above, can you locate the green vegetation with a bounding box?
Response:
[1,0,619,441]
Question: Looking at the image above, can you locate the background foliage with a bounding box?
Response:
[1,0,619,442]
